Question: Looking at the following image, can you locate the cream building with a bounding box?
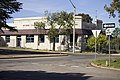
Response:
[0,16,102,51]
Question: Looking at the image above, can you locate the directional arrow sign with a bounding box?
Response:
[103,23,115,28]
[92,30,101,38]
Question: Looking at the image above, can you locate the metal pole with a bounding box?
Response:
[68,0,76,53]
[60,35,62,54]
[109,35,111,67]
[95,31,97,60]
[95,10,97,60]
[73,8,76,53]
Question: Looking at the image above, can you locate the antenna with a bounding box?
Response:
[95,10,97,20]
[95,10,98,27]
[44,10,48,17]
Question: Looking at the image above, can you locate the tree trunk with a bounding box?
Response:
[53,37,55,51]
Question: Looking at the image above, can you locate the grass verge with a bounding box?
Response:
[92,58,120,69]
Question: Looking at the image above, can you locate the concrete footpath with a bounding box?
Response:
[0,47,68,59]
[0,54,68,59]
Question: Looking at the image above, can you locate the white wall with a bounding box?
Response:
[38,35,50,50]
[14,17,47,30]
[21,35,26,48]
[37,35,65,51]
[75,16,82,29]
[11,16,83,30]
[9,36,17,47]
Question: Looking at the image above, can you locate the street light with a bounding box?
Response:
[69,0,76,53]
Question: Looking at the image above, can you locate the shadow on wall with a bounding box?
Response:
[0,36,7,46]
[0,70,92,80]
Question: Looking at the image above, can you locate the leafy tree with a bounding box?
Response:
[87,34,108,51]
[47,11,74,51]
[77,13,93,23]
[104,0,120,23]
[111,37,120,50]
[57,11,73,50]
[47,12,59,51]
[34,11,73,51]
[111,27,120,50]
[112,27,120,37]
[34,22,45,29]
[0,0,22,32]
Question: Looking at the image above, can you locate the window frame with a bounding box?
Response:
[26,35,34,43]
[50,35,59,43]
[39,35,45,43]
[6,35,10,43]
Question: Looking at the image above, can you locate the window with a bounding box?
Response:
[6,35,10,42]
[50,35,59,43]
[26,35,34,43]
[55,35,59,43]
[39,35,45,43]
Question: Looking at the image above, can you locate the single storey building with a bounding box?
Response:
[0,16,102,51]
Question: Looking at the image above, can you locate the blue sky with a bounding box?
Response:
[8,0,119,27]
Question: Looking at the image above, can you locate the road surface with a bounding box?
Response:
[0,54,120,80]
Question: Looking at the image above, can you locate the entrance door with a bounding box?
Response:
[17,35,21,47]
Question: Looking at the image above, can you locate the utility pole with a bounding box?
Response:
[69,0,76,53]
[95,10,97,60]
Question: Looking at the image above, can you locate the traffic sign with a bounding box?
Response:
[92,30,101,38]
[103,23,115,28]
[105,28,114,35]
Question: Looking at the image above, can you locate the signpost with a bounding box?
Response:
[103,23,115,67]
[92,30,101,60]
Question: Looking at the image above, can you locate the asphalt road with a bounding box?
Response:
[0,54,120,80]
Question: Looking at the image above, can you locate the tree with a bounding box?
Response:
[77,13,93,23]
[111,37,120,50]
[57,11,74,50]
[47,11,74,51]
[112,27,120,37]
[0,0,22,32]
[87,34,108,51]
[104,0,120,23]
[34,11,73,51]
[47,12,59,51]
[111,27,120,50]
[34,22,45,29]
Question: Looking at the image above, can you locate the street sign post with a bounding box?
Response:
[92,30,101,60]
[103,23,115,67]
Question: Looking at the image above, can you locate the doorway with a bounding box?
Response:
[17,35,21,47]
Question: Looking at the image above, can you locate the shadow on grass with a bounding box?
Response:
[0,49,59,55]
[0,70,92,80]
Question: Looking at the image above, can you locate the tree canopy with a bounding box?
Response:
[104,0,120,23]
[34,22,45,29]
[112,27,120,37]
[47,11,74,51]
[0,0,22,31]
[87,34,108,51]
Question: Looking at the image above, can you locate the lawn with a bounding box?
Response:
[92,58,120,69]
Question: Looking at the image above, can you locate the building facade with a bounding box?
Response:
[0,16,102,51]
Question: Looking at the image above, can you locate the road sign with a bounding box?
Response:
[103,23,115,28]
[92,30,101,38]
[105,28,114,35]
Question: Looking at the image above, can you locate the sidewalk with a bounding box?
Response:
[0,54,68,59]
[0,47,68,59]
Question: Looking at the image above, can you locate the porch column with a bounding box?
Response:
[34,35,39,49]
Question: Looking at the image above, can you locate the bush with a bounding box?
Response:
[101,48,117,54]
